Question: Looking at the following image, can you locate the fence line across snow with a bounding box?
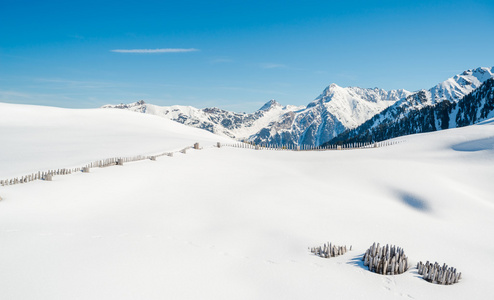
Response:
[0,139,403,188]
[0,147,186,187]
[221,139,404,151]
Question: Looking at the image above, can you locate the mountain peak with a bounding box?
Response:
[428,66,494,105]
[462,66,494,76]
[258,99,281,111]
[101,100,146,109]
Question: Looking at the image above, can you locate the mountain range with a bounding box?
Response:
[103,67,494,146]
[327,67,494,145]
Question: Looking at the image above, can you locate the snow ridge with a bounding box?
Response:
[249,85,410,146]
[103,100,303,139]
[103,67,494,147]
[328,69,494,145]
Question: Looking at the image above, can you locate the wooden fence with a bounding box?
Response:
[0,147,188,187]
[1,141,462,284]
[0,138,403,188]
[220,140,404,151]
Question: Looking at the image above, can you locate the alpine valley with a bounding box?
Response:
[103,67,494,146]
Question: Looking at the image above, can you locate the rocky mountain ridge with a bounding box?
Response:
[102,100,303,139]
[327,67,494,144]
[103,67,494,146]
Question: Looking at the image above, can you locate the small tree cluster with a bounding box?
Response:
[310,243,351,258]
[362,243,408,275]
[417,261,461,285]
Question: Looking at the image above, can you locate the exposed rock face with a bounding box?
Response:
[248,84,410,146]
[102,100,303,139]
[103,67,494,146]
[327,67,494,145]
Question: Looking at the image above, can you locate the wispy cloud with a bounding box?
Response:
[0,89,75,106]
[260,63,288,69]
[336,72,358,81]
[217,86,289,96]
[210,58,233,64]
[68,34,84,40]
[33,78,122,90]
[158,83,289,96]
[110,48,199,54]
[0,90,33,99]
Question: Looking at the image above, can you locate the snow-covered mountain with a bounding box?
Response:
[102,100,303,139]
[103,67,494,147]
[248,85,410,146]
[0,102,234,178]
[3,99,494,299]
[103,86,410,146]
[329,67,494,144]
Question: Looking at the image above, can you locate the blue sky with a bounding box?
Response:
[1,0,493,112]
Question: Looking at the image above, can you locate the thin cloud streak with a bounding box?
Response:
[110,48,199,53]
[260,63,288,69]
[210,58,233,64]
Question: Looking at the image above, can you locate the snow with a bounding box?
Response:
[429,67,494,105]
[100,67,494,147]
[313,84,411,129]
[0,102,234,178]
[229,103,303,139]
[103,100,304,140]
[357,67,494,131]
[1,102,494,299]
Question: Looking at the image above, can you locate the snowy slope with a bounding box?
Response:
[103,87,410,147]
[429,67,494,105]
[311,84,410,129]
[1,103,494,299]
[249,85,410,146]
[0,102,234,178]
[398,67,494,111]
[332,68,494,144]
[367,67,494,128]
[102,67,493,147]
[102,100,303,140]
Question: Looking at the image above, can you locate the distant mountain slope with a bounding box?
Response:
[102,100,303,139]
[248,85,410,146]
[104,86,410,146]
[0,102,234,178]
[103,67,494,147]
[328,72,494,145]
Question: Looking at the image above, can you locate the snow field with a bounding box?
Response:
[1,103,494,299]
[0,102,233,178]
